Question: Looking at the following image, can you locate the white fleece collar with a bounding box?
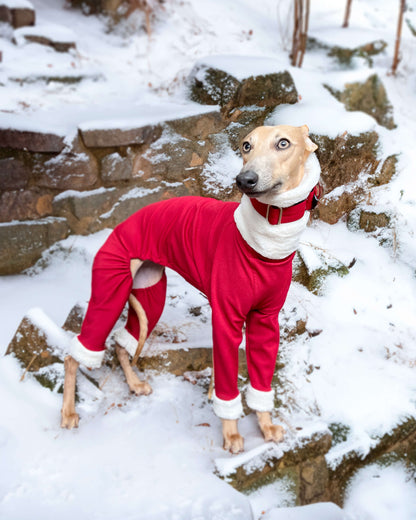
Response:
[234,153,321,260]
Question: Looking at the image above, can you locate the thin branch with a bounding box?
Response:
[342,0,353,28]
[391,0,406,75]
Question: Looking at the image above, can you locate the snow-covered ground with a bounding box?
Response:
[1,0,416,518]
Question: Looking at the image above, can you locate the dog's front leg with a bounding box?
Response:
[222,419,244,454]
[256,411,285,443]
[115,344,152,396]
[61,355,80,429]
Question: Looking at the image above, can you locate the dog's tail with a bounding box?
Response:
[128,293,149,366]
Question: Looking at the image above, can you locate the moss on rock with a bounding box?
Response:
[292,248,350,296]
[326,75,395,129]
[188,61,298,114]
[308,37,387,67]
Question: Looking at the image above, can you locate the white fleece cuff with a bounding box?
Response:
[113,328,138,358]
[212,392,243,420]
[70,336,105,369]
[246,384,274,412]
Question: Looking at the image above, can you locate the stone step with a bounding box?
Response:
[78,106,220,148]
[216,414,416,506]
[0,217,69,275]
[0,0,35,29]
[215,426,332,502]
[188,55,298,113]
[0,127,65,152]
[13,24,77,52]
[8,72,104,85]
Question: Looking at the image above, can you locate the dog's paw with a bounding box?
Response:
[262,423,285,443]
[223,433,244,454]
[130,381,152,396]
[61,411,79,429]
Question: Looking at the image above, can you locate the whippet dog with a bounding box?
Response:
[61,124,321,454]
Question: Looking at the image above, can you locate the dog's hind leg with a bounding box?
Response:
[61,355,80,428]
[116,343,152,396]
[115,261,167,395]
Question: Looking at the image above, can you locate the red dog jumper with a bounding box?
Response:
[75,197,294,407]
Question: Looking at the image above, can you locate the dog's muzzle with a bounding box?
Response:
[236,170,259,194]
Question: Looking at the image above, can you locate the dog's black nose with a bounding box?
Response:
[236,170,259,192]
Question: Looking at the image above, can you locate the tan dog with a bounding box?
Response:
[61,125,319,454]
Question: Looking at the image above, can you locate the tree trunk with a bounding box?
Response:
[391,0,406,75]
[342,0,353,28]
[291,0,310,68]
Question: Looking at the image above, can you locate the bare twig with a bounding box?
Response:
[291,0,310,67]
[20,353,38,382]
[391,0,406,75]
[342,0,353,28]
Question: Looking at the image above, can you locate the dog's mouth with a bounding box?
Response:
[238,180,284,198]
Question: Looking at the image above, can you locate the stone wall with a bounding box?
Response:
[0,58,397,275]
[0,62,298,274]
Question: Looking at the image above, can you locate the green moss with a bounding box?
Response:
[34,362,65,393]
[308,38,387,67]
[34,373,63,393]
[329,423,351,445]
[189,66,240,106]
[328,40,387,67]
[308,265,349,296]
[406,18,416,37]
[293,250,350,296]
[235,71,298,107]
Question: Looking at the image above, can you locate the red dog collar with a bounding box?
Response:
[250,184,323,225]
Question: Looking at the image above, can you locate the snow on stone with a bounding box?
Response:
[0,0,33,8]
[78,103,217,132]
[0,215,67,227]
[13,24,77,45]
[266,68,377,137]
[25,307,71,353]
[54,186,115,203]
[201,140,241,193]
[264,502,346,520]
[215,420,329,478]
[193,54,290,81]
[98,186,161,220]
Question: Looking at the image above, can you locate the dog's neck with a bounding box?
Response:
[234,153,321,260]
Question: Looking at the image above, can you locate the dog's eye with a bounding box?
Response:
[277,138,290,150]
[242,141,251,153]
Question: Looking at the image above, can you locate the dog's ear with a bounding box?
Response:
[301,125,318,152]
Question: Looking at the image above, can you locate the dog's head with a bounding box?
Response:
[236,125,318,198]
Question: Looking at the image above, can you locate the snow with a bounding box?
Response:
[344,462,416,520]
[54,186,116,203]
[78,103,217,132]
[201,140,241,194]
[266,68,378,137]
[263,502,345,520]
[2,0,416,518]
[25,306,70,353]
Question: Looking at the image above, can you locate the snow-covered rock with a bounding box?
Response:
[13,24,77,52]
